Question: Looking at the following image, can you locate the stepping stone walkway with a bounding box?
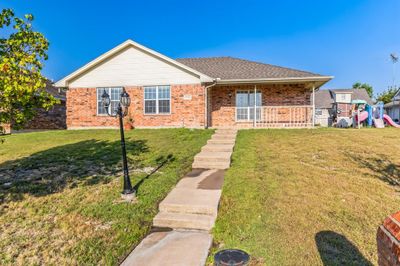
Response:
[121,128,237,266]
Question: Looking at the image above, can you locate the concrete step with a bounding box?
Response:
[192,161,231,170]
[207,139,236,145]
[159,188,221,215]
[215,131,237,136]
[211,134,237,140]
[177,169,224,190]
[194,152,232,163]
[215,128,238,132]
[202,144,233,153]
[153,212,216,231]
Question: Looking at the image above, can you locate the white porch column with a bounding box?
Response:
[253,85,257,128]
[312,84,315,127]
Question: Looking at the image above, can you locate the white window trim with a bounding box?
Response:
[96,87,123,116]
[235,90,262,122]
[143,85,171,115]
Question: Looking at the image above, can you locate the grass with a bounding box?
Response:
[0,128,213,265]
[211,128,400,265]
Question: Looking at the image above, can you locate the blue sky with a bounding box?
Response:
[2,0,399,95]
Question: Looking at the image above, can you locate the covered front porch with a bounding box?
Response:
[207,82,318,128]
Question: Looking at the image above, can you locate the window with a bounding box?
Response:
[236,90,262,121]
[315,109,323,116]
[97,87,123,115]
[144,86,171,114]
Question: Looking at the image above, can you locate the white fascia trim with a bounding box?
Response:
[214,76,334,85]
[55,39,213,87]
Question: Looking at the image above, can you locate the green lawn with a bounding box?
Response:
[0,129,213,265]
[211,128,400,265]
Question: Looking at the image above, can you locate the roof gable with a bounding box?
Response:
[55,39,213,87]
[315,88,373,108]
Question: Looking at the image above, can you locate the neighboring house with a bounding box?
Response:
[1,81,66,134]
[314,88,373,127]
[314,90,333,127]
[22,81,67,130]
[384,89,400,122]
[55,39,332,129]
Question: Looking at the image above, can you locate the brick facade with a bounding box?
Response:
[336,103,352,117]
[66,84,205,129]
[377,211,400,266]
[209,83,312,127]
[66,83,314,129]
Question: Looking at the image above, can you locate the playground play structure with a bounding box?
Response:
[354,101,400,128]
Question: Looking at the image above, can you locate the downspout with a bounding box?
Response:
[204,79,218,129]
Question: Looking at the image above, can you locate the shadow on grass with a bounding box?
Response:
[133,154,175,193]
[315,231,372,266]
[346,152,400,187]
[0,139,149,203]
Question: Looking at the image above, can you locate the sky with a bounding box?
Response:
[2,0,400,95]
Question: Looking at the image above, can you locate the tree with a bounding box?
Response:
[376,87,398,104]
[352,82,374,98]
[0,8,57,134]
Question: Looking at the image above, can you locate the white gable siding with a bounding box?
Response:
[334,93,352,103]
[68,46,201,87]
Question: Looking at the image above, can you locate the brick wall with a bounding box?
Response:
[1,123,10,134]
[336,103,352,117]
[66,84,205,129]
[209,83,312,127]
[23,102,66,130]
[377,211,400,266]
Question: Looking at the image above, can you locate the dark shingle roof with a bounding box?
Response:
[351,89,373,105]
[176,56,323,80]
[315,90,334,108]
[315,88,373,109]
[385,100,400,107]
[45,80,66,100]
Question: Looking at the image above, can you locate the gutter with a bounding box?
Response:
[214,76,334,85]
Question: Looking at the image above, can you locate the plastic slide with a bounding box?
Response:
[383,114,400,128]
[355,111,369,122]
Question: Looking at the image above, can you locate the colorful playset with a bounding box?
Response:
[354,101,400,128]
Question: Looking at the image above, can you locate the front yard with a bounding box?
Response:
[212,128,400,265]
[2,128,400,265]
[0,129,212,265]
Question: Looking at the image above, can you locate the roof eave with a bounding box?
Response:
[213,76,333,86]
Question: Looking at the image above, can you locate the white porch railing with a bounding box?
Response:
[235,105,314,128]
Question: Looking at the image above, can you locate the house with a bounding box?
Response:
[314,88,373,127]
[384,89,400,122]
[55,39,332,129]
[1,81,66,134]
[21,80,67,131]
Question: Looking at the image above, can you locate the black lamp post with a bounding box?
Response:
[101,88,135,200]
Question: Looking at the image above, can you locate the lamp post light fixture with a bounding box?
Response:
[101,88,135,201]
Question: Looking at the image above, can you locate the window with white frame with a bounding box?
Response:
[97,87,123,115]
[236,90,262,121]
[144,85,171,114]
